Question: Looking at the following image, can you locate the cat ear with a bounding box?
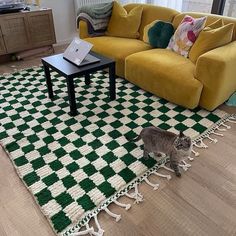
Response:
[179,131,184,137]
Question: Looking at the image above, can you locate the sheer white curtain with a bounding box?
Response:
[119,0,183,11]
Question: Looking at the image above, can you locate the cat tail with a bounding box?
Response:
[126,135,141,142]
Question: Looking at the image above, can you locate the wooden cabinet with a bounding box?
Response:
[0,9,56,56]
[0,28,6,54]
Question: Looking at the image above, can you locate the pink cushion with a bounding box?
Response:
[168,15,207,57]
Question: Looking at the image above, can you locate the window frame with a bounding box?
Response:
[211,0,226,15]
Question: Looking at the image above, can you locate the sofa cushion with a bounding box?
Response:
[168,15,206,57]
[125,49,203,109]
[189,21,234,63]
[143,20,174,48]
[124,4,179,40]
[106,2,143,39]
[173,12,236,41]
[85,36,151,77]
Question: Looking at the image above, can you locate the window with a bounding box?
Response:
[182,0,214,13]
[120,0,236,16]
[223,0,236,17]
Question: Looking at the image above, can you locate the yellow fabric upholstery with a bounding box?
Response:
[207,19,223,28]
[125,49,203,109]
[106,2,143,39]
[173,12,236,40]
[124,4,179,40]
[85,36,151,77]
[78,20,89,39]
[189,22,234,63]
[195,41,236,111]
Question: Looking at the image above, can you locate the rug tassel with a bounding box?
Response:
[179,160,191,171]
[217,127,226,132]
[85,223,95,236]
[221,123,231,129]
[144,177,159,190]
[194,139,208,149]
[182,160,191,167]
[191,148,200,157]
[187,156,194,161]
[212,130,224,136]
[113,200,131,210]
[104,207,121,222]
[153,171,171,180]
[125,184,143,204]
[71,224,95,236]
[207,135,218,144]
[93,215,104,236]
[228,118,236,124]
[160,164,175,173]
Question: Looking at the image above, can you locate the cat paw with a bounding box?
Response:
[176,172,181,177]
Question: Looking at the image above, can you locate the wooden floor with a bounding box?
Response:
[0,47,236,236]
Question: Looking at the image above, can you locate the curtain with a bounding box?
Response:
[119,0,183,11]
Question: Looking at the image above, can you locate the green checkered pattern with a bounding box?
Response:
[0,67,227,235]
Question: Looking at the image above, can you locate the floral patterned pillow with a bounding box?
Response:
[168,15,207,57]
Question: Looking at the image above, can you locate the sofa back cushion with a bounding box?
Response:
[173,13,236,41]
[124,4,179,40]
[106,2,143,39]
[189,20,234,63]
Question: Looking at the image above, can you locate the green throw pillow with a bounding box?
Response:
[143,20,174,48]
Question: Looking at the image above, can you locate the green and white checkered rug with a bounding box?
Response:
[0,67,234,235]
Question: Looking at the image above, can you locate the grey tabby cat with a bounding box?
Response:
[129,126,192,177]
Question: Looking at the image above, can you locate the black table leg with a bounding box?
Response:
[109,63,116,100]
[85,73,90,85]
[66,77,78,116]
[43,64,54,99]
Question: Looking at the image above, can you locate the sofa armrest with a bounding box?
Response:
[78,20,90,39]
[195,41,236,111]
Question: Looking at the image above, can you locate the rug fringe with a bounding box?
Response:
[125,184,144,204]
[93,215,104,236]
[153,171,171,181]
[179,160,191,171]
[160,163,175,173]
[104,207,121,222]
[192,114,235,152]
[193,139,208,149]
[70,224,94,236]
[144,176,159,190]
[113,200,131,210]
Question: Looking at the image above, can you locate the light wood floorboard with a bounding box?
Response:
[0,46,236,236]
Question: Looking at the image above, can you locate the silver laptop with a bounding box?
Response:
[63,37,100,66]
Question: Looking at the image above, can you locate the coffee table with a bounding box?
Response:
[41,52,116,116]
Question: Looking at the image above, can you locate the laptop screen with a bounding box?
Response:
[63,38,93,66]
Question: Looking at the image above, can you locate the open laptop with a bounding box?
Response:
[63,38,100,67]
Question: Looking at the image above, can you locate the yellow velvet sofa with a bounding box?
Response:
[78,4,236,111]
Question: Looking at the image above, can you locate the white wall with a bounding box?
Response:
[41,0,77,44]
